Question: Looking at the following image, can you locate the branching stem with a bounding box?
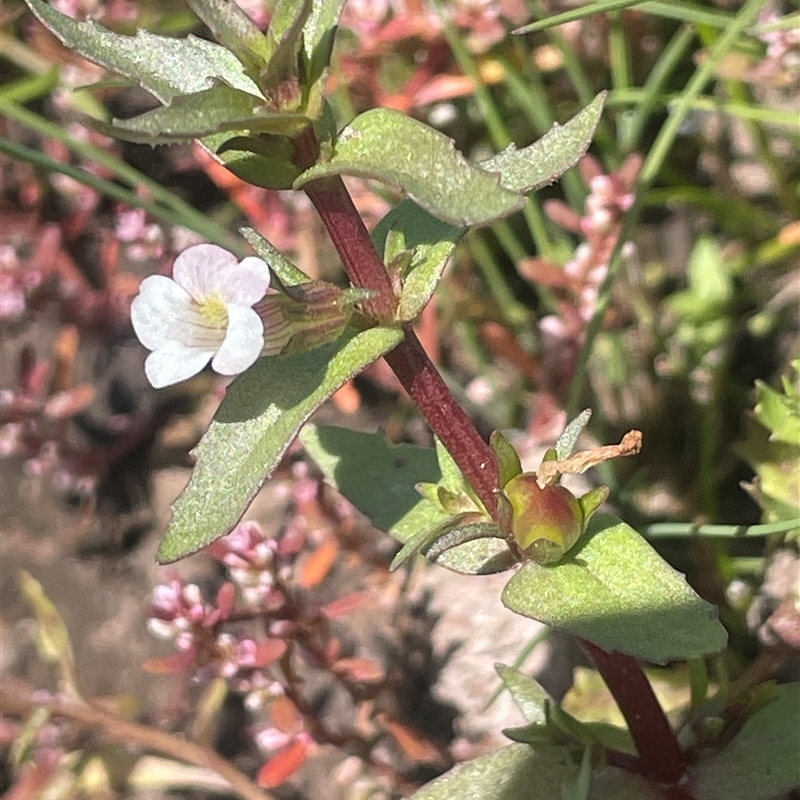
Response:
[294,124,683,788]
[2,677,273,800]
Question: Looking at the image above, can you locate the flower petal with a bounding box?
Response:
[131,275,196,349]
[219,257,272,305]
[173,244,239,303]
[211,305,264,375]
[144,341,214,388]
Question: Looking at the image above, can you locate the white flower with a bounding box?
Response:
[131,244,271,388]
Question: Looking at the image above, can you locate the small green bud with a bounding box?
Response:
[502,474,607,565]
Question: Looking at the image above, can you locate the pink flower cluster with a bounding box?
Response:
[517,154,642,394]
[749,11,800,87]
[145,478,397,789]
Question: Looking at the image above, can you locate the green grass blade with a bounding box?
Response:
[568,0,770,414]
[1,101,243,254]
[645,518,800,538]
[0,136,242,254]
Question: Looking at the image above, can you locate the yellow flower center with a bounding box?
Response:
[198,294,229,328]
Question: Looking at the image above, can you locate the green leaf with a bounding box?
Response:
[734,415,800,523]
[24,0,263,104]
[10,708,51,769]
[754,378,800,446]
[397,238,457,322]
[389,511,478,571]
[390,523,450,571]
[688,684,800,800]
[588,767,663,800]
[299,0,347,118]
[408,744,574,800]
[501,515,728,663]
[262,0,310,105]
[434,534,514,574]
[300,424,445,539]
[97,83,307,144]
[504,700,631,754]
[371,201,461,323]
[495,664,553,724]
[213,133,302,189]
[301,425,512,574]
[187,0,272,74]
[19,570,79,697]
[200,101,336,191]
[157,327,403,563]
[480,93,607,194]
[435,436,469,492]
[425,519,509,570]
[294,108,525,226]
[687,237,733,304]
[372,200,463,254]
[268,0,312,51]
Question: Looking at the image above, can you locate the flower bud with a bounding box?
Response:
[502,474,585,565]
[256,281,372,356]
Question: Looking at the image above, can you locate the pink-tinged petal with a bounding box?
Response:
[144,341,214,388]
[211,305,264,375]
[218,257,271,305]
[173,244,238,302]
[131,275,195,349]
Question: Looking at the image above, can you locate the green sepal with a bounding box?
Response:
[578,486,609,525]
[258,280,369,357]
[556,409,592,460]
[542,447,558,463]
[490,430,523,488]
[240,227,311,285]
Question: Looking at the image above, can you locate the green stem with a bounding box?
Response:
[645,517,800,537]
[1,100,244,254]
[568,0,769,415]
[619,23,697,153]
[0,137,243,255]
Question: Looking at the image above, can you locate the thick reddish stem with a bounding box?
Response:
[294,130,499,512]
[293,125,677,783]
[304,176,397,320]
[293,126,396,320]
[581,640,686,784]
[383,330,498,515]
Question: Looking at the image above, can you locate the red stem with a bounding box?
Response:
[383,329,498,515]
[293,124,680,783]
[295,130,499,513]
[581,640,686,784]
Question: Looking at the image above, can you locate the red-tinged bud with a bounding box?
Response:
[503,474,584,565]
[255,281,372,356]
